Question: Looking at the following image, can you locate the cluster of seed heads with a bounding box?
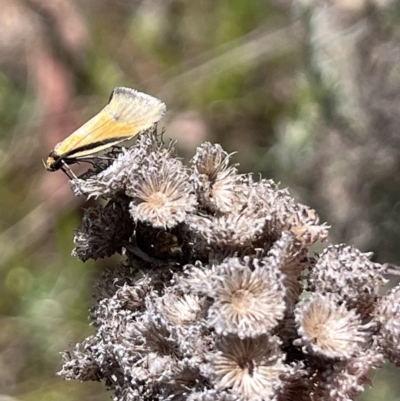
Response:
[58,131,400,401]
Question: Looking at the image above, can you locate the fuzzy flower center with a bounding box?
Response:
[231,289,253,314]
[148,191,168,208]
[310,323,328,344]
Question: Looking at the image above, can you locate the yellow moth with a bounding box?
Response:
[45,87,166,173]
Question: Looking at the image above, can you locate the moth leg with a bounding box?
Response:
[61,161,78,180]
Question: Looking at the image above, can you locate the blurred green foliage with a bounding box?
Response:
[0,0,400,400]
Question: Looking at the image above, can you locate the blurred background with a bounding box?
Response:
[0,0,400,400]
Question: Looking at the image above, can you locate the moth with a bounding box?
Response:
[45,87,166,174]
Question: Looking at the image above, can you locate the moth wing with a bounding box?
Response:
[54,88,166,158]
[109,87,166,129]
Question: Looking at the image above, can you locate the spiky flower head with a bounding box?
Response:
[244,178,329,247]
[59,339,102,382]
[211,335,287,400]
[310,351,383,401]
[373,284,400,365]
[186,210,272,255]
[73,198,133,261]
[70,132,159,199]
[191,142,245,213]
[205,257,286,337]
[156,290,205,326]
[295,293,368,360]
[308,244,387,315]
[128,157,196,229]
[285,203,329,246]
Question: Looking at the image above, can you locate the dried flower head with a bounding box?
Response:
[191,142,245,213]
[206,258,286,337]
[373,284,400,365]
[211,335,286,400]
[265,231,307,311]
[128,157,196,228]
[308,244,387,315]
[93,261,167,302]
[59,338,102,382]
[285,203,329,246]
[125,308,178,355]
[295,293,368,360]
[70,131,165,198]
[310,351,383,401]
[186,210,271,255]
[179,262,219,294]
[276,365,314,401]
[157,291,205,326]
[73,198,133,261]
[248,181,329,248]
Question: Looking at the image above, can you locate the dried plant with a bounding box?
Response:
[58,128,400,401]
